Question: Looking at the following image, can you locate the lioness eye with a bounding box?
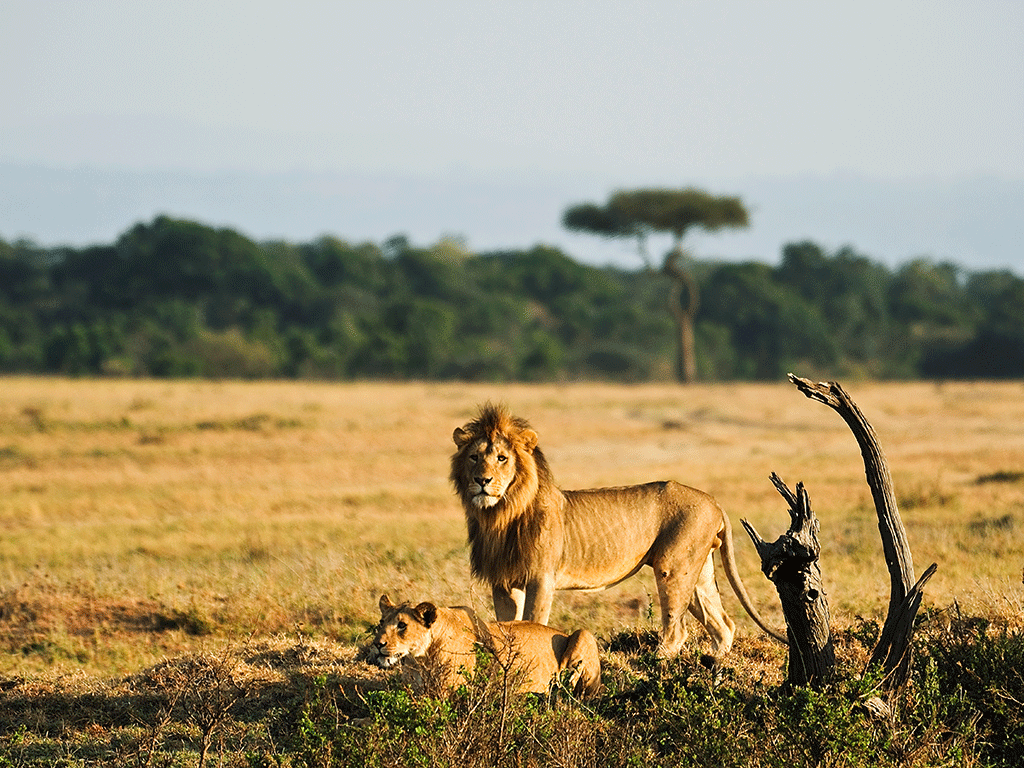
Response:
[397,621,407,631]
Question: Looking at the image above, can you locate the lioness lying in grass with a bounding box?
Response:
[368,594,601,697]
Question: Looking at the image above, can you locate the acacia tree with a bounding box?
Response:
[563,188,748,382]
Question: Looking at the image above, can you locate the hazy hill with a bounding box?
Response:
[3,163,1022,273]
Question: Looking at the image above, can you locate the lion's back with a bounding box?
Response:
[559,481,725,568]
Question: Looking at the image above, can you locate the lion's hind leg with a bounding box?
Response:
[651,552,706,657]
[558,629,602,698]
[687,551,737,658]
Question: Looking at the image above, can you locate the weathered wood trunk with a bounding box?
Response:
[788,375,937,689]
[742,475,835,688]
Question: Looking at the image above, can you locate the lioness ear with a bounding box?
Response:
[453,426,472,447]
[519,429,538,453]
[414,602,438,627]
[379,594,396,612]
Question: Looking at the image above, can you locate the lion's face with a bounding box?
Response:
[458,433,519,509]
[451,405,539,512]
[368,595,436,669]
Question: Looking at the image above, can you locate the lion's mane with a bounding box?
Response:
[450,403,559,590]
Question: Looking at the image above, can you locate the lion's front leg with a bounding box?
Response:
[492,585,526,621]
[523,575,555,625]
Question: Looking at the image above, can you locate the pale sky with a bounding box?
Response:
[2,0,1023,269]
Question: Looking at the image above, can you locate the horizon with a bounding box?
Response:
[4,163,1022,276]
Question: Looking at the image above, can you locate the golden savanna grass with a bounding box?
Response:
[1,376,1022,683]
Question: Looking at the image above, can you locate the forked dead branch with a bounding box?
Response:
[742,474,835,688]
[743,375,938,690]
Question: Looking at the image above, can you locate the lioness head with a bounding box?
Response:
[368,594,437,669]
[451,403,539,510]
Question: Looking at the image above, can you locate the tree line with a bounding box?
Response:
[0,214,1021,381]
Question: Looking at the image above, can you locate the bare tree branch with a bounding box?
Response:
[788,374,938,688]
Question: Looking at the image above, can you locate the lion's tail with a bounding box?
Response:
[718,511,789,645]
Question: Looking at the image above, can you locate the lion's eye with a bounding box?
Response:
[397,621,407,632]
[497,455,508,463]
[469,454,478,464]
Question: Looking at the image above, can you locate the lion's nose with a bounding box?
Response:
[476,476,491,488]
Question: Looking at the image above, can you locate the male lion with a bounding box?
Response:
[368,594,602,697]
[451,403,786,658]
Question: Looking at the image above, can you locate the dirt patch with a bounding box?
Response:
[0,579,212,646]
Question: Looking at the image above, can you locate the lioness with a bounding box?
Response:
[451,403,787,658]
[368,594,601,697]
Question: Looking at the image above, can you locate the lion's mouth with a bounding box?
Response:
[371,652,403,669]
[471,479,507,508]
[472,491,500,508]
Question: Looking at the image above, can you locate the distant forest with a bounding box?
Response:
[1,215,1022,381]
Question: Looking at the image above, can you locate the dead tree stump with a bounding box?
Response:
[743,474,836,688]
[788,374,938,689]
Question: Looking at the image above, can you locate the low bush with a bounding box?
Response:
[7,621,1011,766]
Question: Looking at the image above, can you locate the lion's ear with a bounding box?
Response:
[519,429,538,453]
[453,427,473,447]
[379,594,396,612]
[414,602,438,627]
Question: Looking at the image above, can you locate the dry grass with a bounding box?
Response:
[0,376,1022,684]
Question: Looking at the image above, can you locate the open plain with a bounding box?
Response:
[0,377,1022,764]
[2,376,1023,673]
